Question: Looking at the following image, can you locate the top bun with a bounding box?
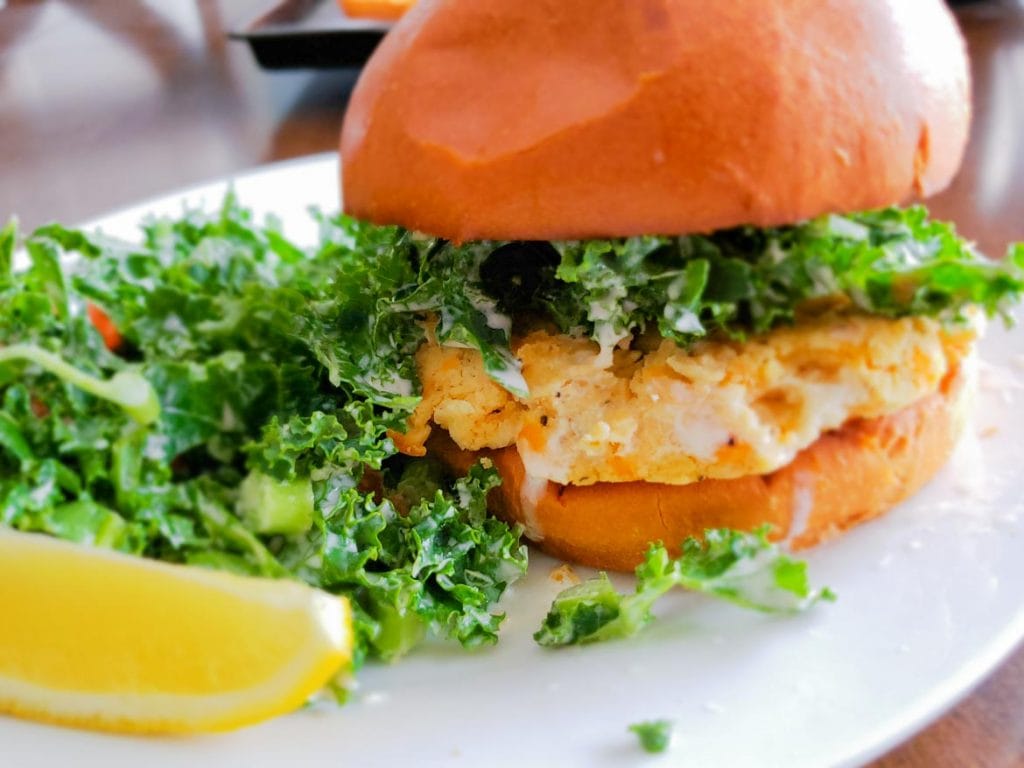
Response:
[340,0,970,242]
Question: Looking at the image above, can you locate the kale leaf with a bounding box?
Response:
[535,528,834,647]
[538,207,1024,353]
[629,719,674,754]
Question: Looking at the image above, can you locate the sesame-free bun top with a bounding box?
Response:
[340,0,970,242]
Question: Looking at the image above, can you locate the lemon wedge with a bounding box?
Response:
[0,529,352,734]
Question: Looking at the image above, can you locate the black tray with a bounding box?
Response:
[230,0,390,69]
[232,0,987,71]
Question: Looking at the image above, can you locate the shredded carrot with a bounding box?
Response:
[518,420,548,453]
[86,303,122,351]
[714,440,753,463]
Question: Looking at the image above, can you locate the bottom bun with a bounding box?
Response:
[430,364,973,572]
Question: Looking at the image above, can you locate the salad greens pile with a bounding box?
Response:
[0,200,526,669]
[1,195,1020,674]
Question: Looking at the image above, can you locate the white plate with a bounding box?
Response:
[4,154,1024,768]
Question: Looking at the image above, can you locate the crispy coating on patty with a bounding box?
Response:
[399,314,975,485]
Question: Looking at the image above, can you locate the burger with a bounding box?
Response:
[338,0,1023,571]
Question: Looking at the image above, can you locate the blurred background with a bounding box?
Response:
[1,1,1022,765]
[0,0,358,227]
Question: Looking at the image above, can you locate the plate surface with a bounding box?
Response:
[4,155,1023,768]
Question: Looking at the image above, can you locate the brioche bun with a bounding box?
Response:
[340,0,970,242]
[432,364,972,571]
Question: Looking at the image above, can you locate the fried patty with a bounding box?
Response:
[398,313,975,486]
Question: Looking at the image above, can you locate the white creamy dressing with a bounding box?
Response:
[518,447,569,489]
[711,548,816,611]
[671,309,704,334]
[591,321,625,368]
[479,303,512,334]
[464,278,514,336]
[517,407,574,485]
[220,403,239,431]
[361,371,415,398]
[161,314,187,334]
[29,477,56,506]
[456,483,473,509]
[752,381,860,472]
[747,428,793,470]
[671,412,732,462]
[786,472,816,544]
[313,470,358,514]
[587,295,617,322]
[143,433,170,461]
[824,214,870,241]
[518,472,549,541]
[487,362,529,398]
[949,354,991,500]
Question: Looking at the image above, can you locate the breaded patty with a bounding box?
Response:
[399,314,975,486]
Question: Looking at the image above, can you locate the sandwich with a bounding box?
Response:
[339,0,1024,570]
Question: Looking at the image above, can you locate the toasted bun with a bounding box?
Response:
[340,0,970,242]
[432,365,972,571]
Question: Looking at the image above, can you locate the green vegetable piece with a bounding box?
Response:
[0,411,34,464]
[629,720,674,754]
[189,483,290,579]
[532,574,636,646]
[0,218,14,290]
[38,500,127,549]
[25,236,69,322]
[392,458,446,509]
[0,344,160,425]
[184,550,263,577]
[370,599,428,662]
[236,470,314,535]
[289,461,526,666]
[245,406,394,483]
[535,527,834,647]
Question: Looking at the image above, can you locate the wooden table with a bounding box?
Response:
[1,1,1022,764]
